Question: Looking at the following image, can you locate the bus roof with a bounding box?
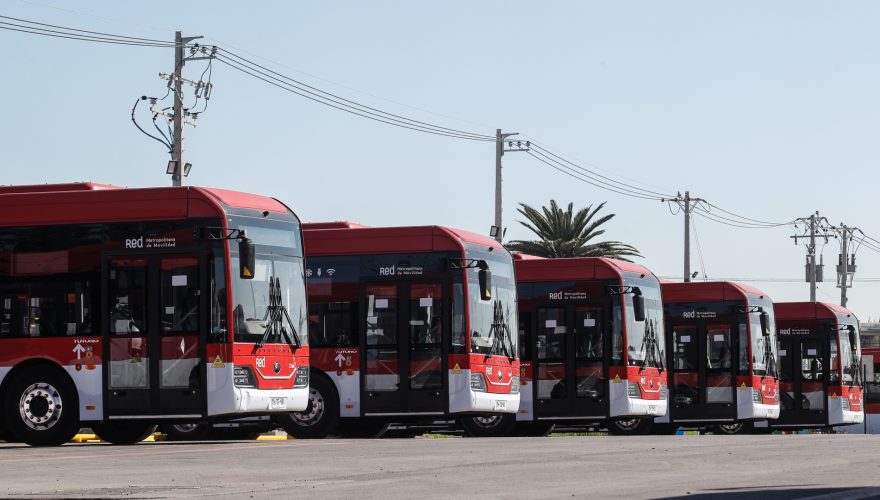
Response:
[302,223,505,256]
[775,301,857,322]
[0,184,288,226]
[0,182,123,194]
[661,281,769,304]
[512,254,656,282]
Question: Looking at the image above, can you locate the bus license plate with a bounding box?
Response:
[648,405,657,413]
[494,400,507,411]
[270,397,287,410]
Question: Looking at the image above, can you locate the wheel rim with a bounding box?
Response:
[717,423,744,434]
[290,387,324,427]
[472,415,503,429]
[19,382,63,431]
[614,419,640,431]
[172,424,199,434]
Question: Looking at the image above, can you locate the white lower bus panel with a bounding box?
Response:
[736,386,780,420]
[608,380,668,419]
[448,369,519,414]
[207,364,308,416]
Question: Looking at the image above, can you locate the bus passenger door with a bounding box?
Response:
[669,324,700,421]
[535,306,569,417]
[799,339,826,416]
[704,324,735,417]
[572,306,606,418]
[105,254,205,417]
[361,282,448,416]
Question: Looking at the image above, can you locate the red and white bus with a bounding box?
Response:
[0,183,309,446]
[463,254,668,436]
[764,302,863,431]
[861,346,880,433]
[650,281,780,434]
[275,222,519,438]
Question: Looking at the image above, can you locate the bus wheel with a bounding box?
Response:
[608,418,652,436]
[460,414,516,437]
[514,422,555,437]
[160,423,211,441]
[275,375,339,439]
[713,421,754,435]
[3,366,80,447]
[336,418,390,438]
[92,422,158,445]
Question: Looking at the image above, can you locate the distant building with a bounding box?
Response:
[862,322,880,348]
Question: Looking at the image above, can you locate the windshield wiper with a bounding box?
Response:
[487,301,514,359]
[256,277,302,348]
[638,319,663,371]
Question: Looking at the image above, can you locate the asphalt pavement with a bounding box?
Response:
[0,434,878,499]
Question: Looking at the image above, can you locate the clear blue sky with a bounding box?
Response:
[2,1,879,320]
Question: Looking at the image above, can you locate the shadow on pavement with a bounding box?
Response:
[662,487,880,499]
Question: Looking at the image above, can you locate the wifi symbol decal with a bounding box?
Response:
[326,268,336,276]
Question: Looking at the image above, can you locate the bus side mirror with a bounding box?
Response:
[478,261,491,301]
[239,234,255,280]
[848,325,858,350]
[760,311,770,337]
[632,288,645,322]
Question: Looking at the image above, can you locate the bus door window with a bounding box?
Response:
[672,324,699,407]
[158,257,200,390]
[705,324,733,403]
[777,340,795,410]
[519,311,532,362]
[107,257,149,390]
[537,307,567,399]
[800,339,825,411]
[365,285,399,392]
[409,284,442,391]
[737,323,749,374]
[574,306,603,400]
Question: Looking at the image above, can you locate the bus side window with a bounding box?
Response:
[0,283,93,338]
[451,282,466,353]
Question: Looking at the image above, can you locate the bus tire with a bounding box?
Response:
[3,365,80,447]
[92,422,158,445]
[275,374,339,439]
[712,421,754,435]
[160,423,212,441]
[460,414,516,437]
[335,418,390,438]
[514,422,555,437]
[608,418,653,436]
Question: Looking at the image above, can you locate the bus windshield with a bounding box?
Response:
[229,218,307,345]
[749,309,778,377]
[467,246,517,358]
[839,324,860,386]
[624,276,665,369]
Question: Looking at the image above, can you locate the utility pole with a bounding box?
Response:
[171,31,185,187]
[835,224,858,308]
[165,31,212,186]
[493,129,529,243]
[791,212,830,302]
[663,191,705,282]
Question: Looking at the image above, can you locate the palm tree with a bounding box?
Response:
[505,200,642,261]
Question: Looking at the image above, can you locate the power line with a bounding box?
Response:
[214,54,494,141]
[214,49,494,141]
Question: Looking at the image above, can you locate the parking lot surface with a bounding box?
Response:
[0,434,878,499]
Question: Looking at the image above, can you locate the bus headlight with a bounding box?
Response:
[842,397,850,411]
[660,385,668,400]
[510,376,520,394]
[627,381,641,398]
[752,389,761,403]
[294,367,309,388]
[233,366,256,388]
[470,373,487,392]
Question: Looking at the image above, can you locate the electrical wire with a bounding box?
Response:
[214,49,494,141]
[0,19,177,47]
[525,149,661,200]
[0,14,169,42]
[130,98,171,152]
[214,54,495,141]
[528,142,674,198]
[691,212,708,280]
